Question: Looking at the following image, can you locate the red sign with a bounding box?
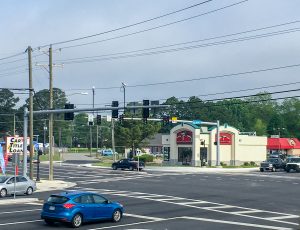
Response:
[215,132,232,145]
[177,130,193,144]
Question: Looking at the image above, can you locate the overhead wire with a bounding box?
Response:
[64,62,300,92]
[37,0,216,49]
[58,27,300,65]
[55,0,248,51]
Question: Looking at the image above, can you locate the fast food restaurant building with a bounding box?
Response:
[162,123,267,166]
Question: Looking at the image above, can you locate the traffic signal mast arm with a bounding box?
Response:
[30,104,169,115]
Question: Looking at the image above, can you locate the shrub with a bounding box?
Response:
[250,161,257,166]
[243,162,250,166]
[133,154,154,163]
[220,162,227,166]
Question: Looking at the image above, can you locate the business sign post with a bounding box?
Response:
[6,137,30,176]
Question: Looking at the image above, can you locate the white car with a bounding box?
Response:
[0,176,37,197]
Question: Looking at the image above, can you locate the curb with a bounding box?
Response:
[55,162,259,173]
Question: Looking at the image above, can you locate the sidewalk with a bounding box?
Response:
[0,179,76,205]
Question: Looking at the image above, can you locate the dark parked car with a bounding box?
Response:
[41,191,124,228]
[286,157,300,172]
[112,159,144,171]
[260,158,286,172]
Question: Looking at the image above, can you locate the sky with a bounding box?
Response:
[1,0,300,114]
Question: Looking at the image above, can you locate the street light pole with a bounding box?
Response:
[90,86,95,157]
[121,82,126,112]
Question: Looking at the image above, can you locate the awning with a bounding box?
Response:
[267,138,300,150]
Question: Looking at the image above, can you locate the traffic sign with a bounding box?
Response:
[171,117,178,124]
[192,120,202,125]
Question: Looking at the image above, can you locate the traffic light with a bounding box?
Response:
[112,101,119,118]
[119,114,124,122]
[64,104,74,120]
[162,116,170,126]
[96,115,102,125]
[142,100,150,119]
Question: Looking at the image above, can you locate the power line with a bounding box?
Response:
[37,0,215,49]
[58,27,300,65]
[0,51,25,62]
[64,62,300,92]
[56,19,300,62]
[55,0,248,51]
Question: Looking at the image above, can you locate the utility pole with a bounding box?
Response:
[49,45,54,181]
[27,46,34,180]
[90,86,95,157]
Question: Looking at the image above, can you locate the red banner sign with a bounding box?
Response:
[177,130,193,144]
[216,132,232,145]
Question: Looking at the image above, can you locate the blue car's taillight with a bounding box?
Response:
[63,203,76,209]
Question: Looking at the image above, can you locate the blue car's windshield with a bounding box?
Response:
[0,176,8,183]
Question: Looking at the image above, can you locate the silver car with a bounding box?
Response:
[0,176,37,197]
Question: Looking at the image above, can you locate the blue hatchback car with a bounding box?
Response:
[41,191,124,228]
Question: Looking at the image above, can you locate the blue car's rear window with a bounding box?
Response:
[47,195,69,204]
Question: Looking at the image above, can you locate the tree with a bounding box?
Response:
[0,89,19,137]
[21,88,69,146]
[115,119,160,154]
[254,118,267,136]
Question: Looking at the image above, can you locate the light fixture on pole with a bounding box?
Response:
[121,82,126,112]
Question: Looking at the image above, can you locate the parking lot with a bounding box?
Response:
[1,161,299,229]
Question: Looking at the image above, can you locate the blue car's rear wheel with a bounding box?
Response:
[112,209,122,222]
[44,219,55,225]
[71,213,82,228]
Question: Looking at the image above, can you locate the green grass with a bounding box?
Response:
[39,153,62,162]
[92,162,113,167]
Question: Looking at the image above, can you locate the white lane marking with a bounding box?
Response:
[0,208,41,215]
[26,203,43,206]
[179,201,206,205]
[206,205,234,209]
[88,218,176,230]
[83,187,299,226]
[267,215,299,220]
[0,220,43,226]
[232,210,263,214]
[124,213,165,221]
[182,216,293,230]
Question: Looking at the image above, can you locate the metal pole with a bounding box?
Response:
[13,114,15,136]
[23,108,28,176]
[112,119,116,162]
[28,46,34,180]
[96,125,99,155]
[216,120,220,166]
[90,126,92,157]
[49,45,54,181]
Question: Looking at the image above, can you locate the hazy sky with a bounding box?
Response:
[1,0,300,112]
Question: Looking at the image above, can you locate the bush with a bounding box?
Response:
[243,162,250,166]
[133,154,154,163]
[250,161,257,166]
[220,162,227,166]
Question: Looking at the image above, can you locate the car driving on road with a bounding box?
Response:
[259,158,286,172]
[112,158,145,171]
[41,191,124,228]
[0,176,36,197]
[285,157,300,172]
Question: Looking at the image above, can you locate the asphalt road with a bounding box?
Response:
[1,159,300,230]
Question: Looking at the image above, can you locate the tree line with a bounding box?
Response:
[0,88,299,152]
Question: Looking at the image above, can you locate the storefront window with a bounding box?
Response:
[163,147,170,161]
